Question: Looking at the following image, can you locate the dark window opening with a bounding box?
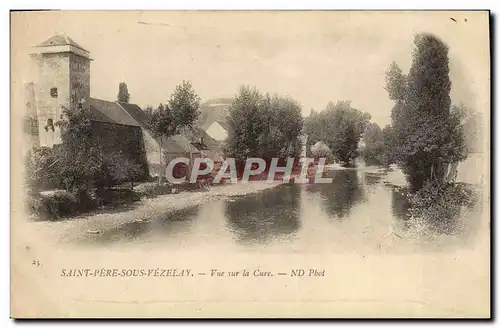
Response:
[45,118,55,132]
[23,117,39,135]
[50,88,58,98]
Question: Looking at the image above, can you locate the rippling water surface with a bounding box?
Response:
[83,168,482,253]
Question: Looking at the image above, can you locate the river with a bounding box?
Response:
[80,167,484,254]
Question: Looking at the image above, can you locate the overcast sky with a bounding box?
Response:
[12,11,489,126]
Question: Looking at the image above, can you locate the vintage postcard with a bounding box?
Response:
[10,10,490,318]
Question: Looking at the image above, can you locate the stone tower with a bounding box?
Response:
[23,82,39,148]
[30,33,91,147]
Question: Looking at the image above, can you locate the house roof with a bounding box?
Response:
[180,126,214,148]
[117,103,223,159]
[162,135,187,154]
[140,129,186,167]
[117,102,196,154]
[179,126,225,161]
[173,134,201,154]
[37,33,88,52]
[87,98,141,127]
[117,101,150,126]
[214,120,231,132]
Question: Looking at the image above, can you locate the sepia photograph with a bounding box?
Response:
[10,10,490,318]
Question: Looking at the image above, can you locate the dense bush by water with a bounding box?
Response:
[406,181,478,233]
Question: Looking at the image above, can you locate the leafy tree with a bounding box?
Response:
[223,86,303,169]
[105,151,144,189]
[304,109,324,146]
[380,125,396,166]
[361,122,384,165]
[143,105,154,121]
[148,81,201,184]
[385,61,407,102]
[258,94,303,161]
[148,103,175,139]
[385,61,407,157]
[224,86,264,162]
[168,81,201,130]
[360,123,395,167]
[148,104,175,184]
[56,104,104,197]
[304,101,370,166]
[335,118,360,165]
[117,82,130,103]
[387,34,467,190]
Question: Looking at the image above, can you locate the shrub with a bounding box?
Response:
[28,190,97,220]
[94,189,141,206]
[26,192,44,217]
[31,191,78,220]
[310,141,332,161]
[407,181,477,233]
[45,191,79,218]
[102,151,145,189]
[25,146,60,191]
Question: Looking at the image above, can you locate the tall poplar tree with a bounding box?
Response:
[117,82,131,103]
[387,33,467,190]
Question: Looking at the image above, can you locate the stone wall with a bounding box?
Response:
[69,53,91,109]
[91,122,150,180]
[31,53,70,147]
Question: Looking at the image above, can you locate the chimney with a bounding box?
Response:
[200,136,204,146]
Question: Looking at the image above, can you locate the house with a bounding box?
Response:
[119,101,224,177]
[204,120,231,141]
[198,98,231,130]
[23,33,149,179]
[180,126,224,163]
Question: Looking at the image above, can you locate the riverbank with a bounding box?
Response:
[22,181,284,244]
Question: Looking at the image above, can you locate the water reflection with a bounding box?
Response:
[391,188,411,221]
[76,166,480,252]
[88,206,200,244]
[364,172,384,186]
[224,185,301,244]
[305,170,365,219]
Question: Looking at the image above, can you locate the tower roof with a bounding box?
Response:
[33,33,91,59]
[36,33,88,52]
